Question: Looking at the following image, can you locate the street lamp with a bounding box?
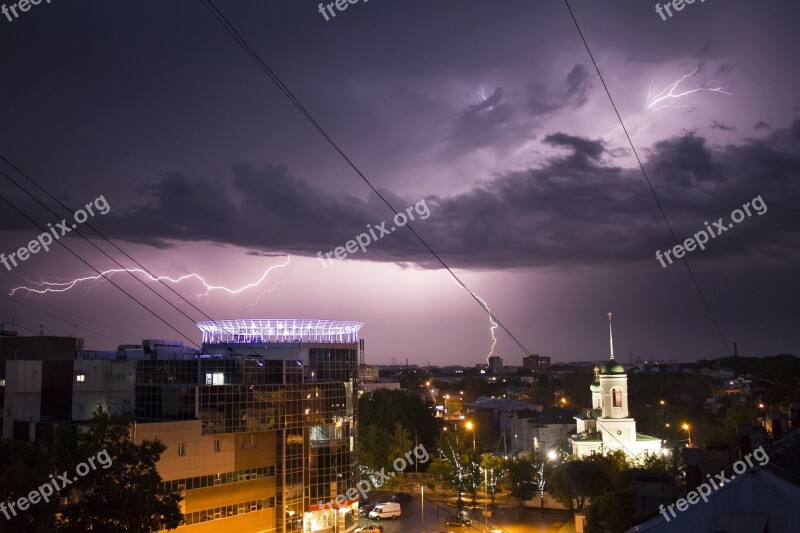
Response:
[465,421,476,452]
[420,484,425,533]
[682,423,692,448]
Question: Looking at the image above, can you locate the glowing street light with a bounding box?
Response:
[465,421,476,452]
[547,450,557,461]
[682,423,692,447]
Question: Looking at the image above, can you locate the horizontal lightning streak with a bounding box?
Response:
[10,256,292,298]
[646,68,731,110]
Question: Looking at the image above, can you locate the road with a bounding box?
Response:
[357,491,573,533]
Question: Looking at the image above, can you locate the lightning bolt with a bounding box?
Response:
[450,275,497,362]
[9,256,293,298]
[247,262,308,308]
[646,68,731,110]
[477,85,493,110]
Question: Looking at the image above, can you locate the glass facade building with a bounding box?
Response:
[136,319,363,533]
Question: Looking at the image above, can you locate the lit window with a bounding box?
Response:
[76,373,86,382]
[251,435,257,447]
[0,379,5,387]
[214,439,221,452]
[205,372,225,385]
[613,389,622,407]
[238,436,245,449]
[178,443,186,456]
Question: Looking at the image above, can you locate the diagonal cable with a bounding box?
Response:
[198,0,531,356]
[562,0,732,357]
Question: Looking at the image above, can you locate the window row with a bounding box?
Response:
[163,465,276,493]
[182,497,276,526]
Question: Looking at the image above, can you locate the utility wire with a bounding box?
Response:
[0,293,128,344]
[562,0,732,357]
[198,0,532,357]
[0,153,265,350]
[0,179,201,348]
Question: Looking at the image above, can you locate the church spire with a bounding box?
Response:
[608,311,615,361]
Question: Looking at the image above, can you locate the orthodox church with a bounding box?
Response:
[570,313,662,459]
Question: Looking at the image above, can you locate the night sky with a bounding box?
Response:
[1,1,798,365]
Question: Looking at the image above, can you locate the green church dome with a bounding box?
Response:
[600,362,625,374]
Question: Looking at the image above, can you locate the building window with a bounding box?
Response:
[613,389,622,407]
[214,439,221,452]
[251,434,257,447]
[76,373,86,382]
[178,443,186,456]
[205,372,225,385]
[0,379,5,387]
[238,436,245,449]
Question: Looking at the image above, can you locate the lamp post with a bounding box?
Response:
[420,484,424,533]
[465,421,476,452]
[682,423,692,448]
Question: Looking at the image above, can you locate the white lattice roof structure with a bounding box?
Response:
[196,319,364,344]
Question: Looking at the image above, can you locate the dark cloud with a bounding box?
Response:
[754,121,772,131]
[711,120,736,132]
[42,122,794,272]
[527,63,593,117]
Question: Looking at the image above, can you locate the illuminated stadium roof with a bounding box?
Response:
[196,319,364,344]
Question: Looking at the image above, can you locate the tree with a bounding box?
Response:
[584,449,630,489]
[464,455,482,507]
[0,413,182,532]
[480,453,507,505]
[507,457,537,506]
[54,412,183,532]
[585,487,636,533]
[358,389,440,463]
[548,459,611,511]
[435,431,472,507]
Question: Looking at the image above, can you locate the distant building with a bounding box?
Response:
[358,364,380,383]
[358,382,401,394]
[488,356,503,373]
[504,407,576,455]
[570,313,662,459]
[465,396,542,431]
[523,354,551,372]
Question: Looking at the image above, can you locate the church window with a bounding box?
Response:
[613,389,622,407]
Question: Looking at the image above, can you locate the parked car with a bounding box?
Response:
[358,504,375,517]
[392,492,413,502]
[368,502,401,520]
[355,525,384,533]
[444,515,472,527]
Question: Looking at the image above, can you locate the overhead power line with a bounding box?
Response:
[562,0,732,357]
[0,174,201,348]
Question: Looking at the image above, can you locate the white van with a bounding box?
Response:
[368,502,401,520]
